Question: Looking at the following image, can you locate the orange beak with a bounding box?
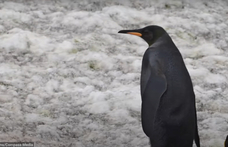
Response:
[127,32,142,37]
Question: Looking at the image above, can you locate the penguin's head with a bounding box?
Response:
[118,25,166,46]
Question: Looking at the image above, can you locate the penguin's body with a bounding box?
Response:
[141,33,199,147]
[118,26,200,147]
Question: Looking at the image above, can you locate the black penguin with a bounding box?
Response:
[225,135,228,147]
[118,25,200,147]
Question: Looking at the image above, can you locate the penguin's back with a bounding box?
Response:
[146,34,196,147]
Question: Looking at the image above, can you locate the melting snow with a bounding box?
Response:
[0,0,227,147]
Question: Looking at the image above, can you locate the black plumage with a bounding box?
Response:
[118,25,200,147]
[225,135,228,147]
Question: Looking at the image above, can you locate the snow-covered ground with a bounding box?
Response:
[0,0,227,146]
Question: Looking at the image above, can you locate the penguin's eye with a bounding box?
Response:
[143,30,153,39]
[143,30,150,34]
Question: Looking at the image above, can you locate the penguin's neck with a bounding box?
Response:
[147,29,167,46]
[149,33,172,48]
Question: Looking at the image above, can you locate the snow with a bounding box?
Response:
[0,0,227,146]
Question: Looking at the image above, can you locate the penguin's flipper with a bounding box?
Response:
[141,52,167,137]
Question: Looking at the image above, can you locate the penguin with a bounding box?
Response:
[118,25,200,147]
[225,135,228,147]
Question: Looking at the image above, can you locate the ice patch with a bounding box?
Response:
[25,94,44,108]
[205,73,226,84]
[88,101,110,114]
[187,43,221,58]
[45,79,60,95]
[0,9,31,23]
[0,28,54,54]
[0,93,12,103]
